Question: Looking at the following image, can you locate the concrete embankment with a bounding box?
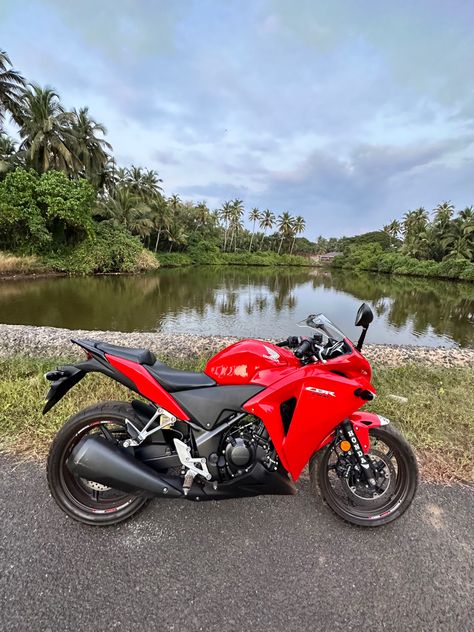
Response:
[0,324,473,367]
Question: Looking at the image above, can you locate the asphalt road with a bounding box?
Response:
[0,454,472,632]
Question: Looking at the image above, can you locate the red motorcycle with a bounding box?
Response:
[45,303,418,527]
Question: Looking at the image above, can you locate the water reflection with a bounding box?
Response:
[0,266,472,347]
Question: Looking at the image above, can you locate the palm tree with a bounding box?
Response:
[248,207,261,252]
[17,84,76,174]
[98,187,152,238]
[149,196,172,252]
[0,133,17,177]
[290,215,306,254]
[402,207,429,258]
[70,107,112,184]
[259,209,275,248]
[167,222,188,252]
[442,208,474,261]
[433,201,455,227]
[0,50,25,130]
[277,212,294,254]
[194,201,210,228]
[127,166,163,200]
[383,219,401,249]
[219,201,233,251]
[229,198,244,252]
[168,194,181,212]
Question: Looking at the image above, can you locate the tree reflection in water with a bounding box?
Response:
[0,266,472,347]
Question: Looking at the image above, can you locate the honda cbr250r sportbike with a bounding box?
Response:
[45,303,418,527]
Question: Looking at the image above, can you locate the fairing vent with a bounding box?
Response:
[280,397,297,434]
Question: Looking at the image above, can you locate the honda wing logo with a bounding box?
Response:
[262,346,280,362]
[306,387,336,398]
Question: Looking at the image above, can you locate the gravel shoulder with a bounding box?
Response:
[0,453,472,632]
[0,323,473,367]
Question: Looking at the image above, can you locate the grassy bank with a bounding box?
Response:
[1,357,472,483]
[0,248,313,277]
[156,251,312,268]
[0,252,53,277]
[332,244,474,282]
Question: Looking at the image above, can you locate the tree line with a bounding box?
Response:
[0,49,308,258]
[1,48,472,273]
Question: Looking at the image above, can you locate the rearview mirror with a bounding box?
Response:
[355,303,373,329]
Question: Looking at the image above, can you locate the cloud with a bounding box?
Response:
[1,0,473,236]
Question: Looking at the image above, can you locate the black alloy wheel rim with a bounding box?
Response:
[322,429,409,522]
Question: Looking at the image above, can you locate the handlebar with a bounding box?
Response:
[275,334,347,363]
[294,338,312,358]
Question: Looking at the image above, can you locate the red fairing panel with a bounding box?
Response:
[105,354,190,421]
[205,340,300,386]
[243,363,375,480]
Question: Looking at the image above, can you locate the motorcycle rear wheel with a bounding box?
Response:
[309,424,418,527]
[47,401,150,526]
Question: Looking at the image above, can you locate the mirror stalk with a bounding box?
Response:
[356,327,368,351]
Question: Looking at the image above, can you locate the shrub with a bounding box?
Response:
[0,168,95,251]
[222,251,309,266]
[437,259,471,279]
[332,247,473,282]
[188,241,223,265]
[45,222,148,274]
[155,252,193,267]
[460,263,474,281]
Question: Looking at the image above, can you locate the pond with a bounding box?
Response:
[0,266,473,348]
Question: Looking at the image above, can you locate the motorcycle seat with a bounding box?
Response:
[95,341,157,366]
[146,362,216,392]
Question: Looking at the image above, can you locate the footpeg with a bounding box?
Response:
[182,471,196,496]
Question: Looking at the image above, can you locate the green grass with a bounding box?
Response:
[1,357,472,482]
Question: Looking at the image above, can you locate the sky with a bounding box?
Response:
[1,0,474,237]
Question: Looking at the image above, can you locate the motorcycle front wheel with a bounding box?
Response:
[309,424,418,527]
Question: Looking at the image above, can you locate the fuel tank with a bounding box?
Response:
[204,339,300,386]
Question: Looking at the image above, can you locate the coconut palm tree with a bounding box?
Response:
[248,207,261,252]
[277,212,294,254]
[167,222,188,252]
[402,207,429,258]
[0,50,25,130]
[17,84,77,174]
[219,201,233,251]
[168,194,181,212]
[98,187,152,238]
[442,208,474,261]
[127,166,163,200]
[383,219,401,248]
[290,215,306,254]
[194,201,210,228]
[259,209,275,248]
[149,196,172,252]
[433,201,455,227]
[229,198,244,252]
[69,107,112,184]
[0,133,17,177]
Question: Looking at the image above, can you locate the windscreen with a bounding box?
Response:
[297,313,346,342]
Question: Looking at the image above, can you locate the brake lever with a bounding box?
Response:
[316,347,327,364]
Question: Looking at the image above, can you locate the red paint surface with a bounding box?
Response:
[205,339,300,385]
[105,354,190,420]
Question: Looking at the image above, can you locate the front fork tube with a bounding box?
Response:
[341,419,376,488]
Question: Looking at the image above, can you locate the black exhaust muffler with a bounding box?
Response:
[68,435,183,498]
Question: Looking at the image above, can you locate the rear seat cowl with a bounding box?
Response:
[95,342,156,366]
